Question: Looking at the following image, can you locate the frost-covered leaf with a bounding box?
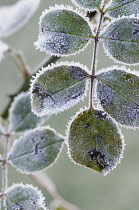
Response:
[101,18,139,64]
[106,0,139,18]
[6,183,47,210]
[9,92,49,133]
[31,62,89,116]
[9,127,64,173]
[0,118,5,138]
[35,5,93,56]
[96,68,139,127]
[68,109,124,175]
[0,40,8,62]
[71,0,102,10]
[0,0,40,37]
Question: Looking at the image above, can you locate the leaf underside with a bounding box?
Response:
[31,64,89,116]
[101,18,139,64]
[96,69,139,127]
[68,109,123,175]
[9,127,64,173]
[35,7,93,56]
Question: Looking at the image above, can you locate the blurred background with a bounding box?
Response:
[0,0,139,210]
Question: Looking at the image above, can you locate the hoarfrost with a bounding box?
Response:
[96,68,139,127]
[0,0,40,37]
[67,108,124,175]
[9,92,49,133]
[31,63,89,116]
[35,6,93,56]
[71,0,102,11]
[9,127,64,173]
[101,18,139,65]
[107,0,139,18]
[6,183,47,210]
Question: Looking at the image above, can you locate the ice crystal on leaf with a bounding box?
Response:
[35,5,93,56]
[6,183,47,210]
[96,68,139,127]
[68,108,124,175]
[9,92,49,133]
[9,127,64,173]
[101,18,139,65]
[71,0,102,11]
[106,0,139,18]
[31,62,90,116]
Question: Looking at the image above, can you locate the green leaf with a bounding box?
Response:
[31,62,89,116]
[96,68,139,127]
[106,0,139,18]
[71,0,102,10]
[9,127,64,173]
[6,183,47,210]
[68,109,124,175]
[9,92,49,133]
[0,0,40,37]
[101,18,139,64]
[35,5,93,56]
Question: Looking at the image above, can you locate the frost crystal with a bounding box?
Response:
[101,18,139,65]
[68,108,124,175]
[107,0,139,17]
[6,183,47,210]
[31,62,89,116]
[9,92,49,133]
[71,0,102,11]
[0,0,40,37]
[9,127,64,173]
[35,5,93,56]
[96,68,139,127]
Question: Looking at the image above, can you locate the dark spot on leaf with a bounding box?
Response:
[70,66,88,80]
[118,43,125,51]
[32,85,55,106]
[98,84,113,107]
[87,149,108,169]
[126,104,139,120]
[94,110,107,120]
[94,135,103,144]
[76,19,83,26]
[84,123,90,129]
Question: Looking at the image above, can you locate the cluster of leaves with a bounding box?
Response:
[31,0,139,176]
[0,0,139,209]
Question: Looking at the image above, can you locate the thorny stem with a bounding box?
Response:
[1,135,10,208]
[1,55,60,119]
[30,172,80,210]
[90,9,105,109]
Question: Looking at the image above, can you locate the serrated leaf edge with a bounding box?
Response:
[34,4,94,57]
[5,183,48,210]
[8,126,65,174]
[94,66,139,129]
[66,107,125,176]
[30,61,90,116]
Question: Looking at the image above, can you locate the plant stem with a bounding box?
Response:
[30,172,80,210]
[1,55,60,119]
[1,135,10,208]
[90,9,105,109]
